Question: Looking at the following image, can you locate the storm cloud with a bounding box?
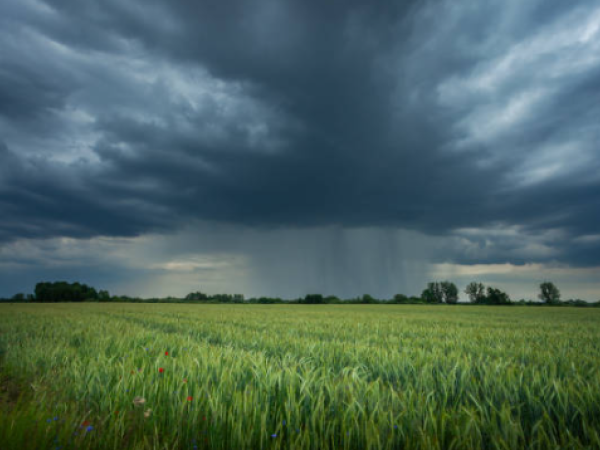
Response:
[1,0,599,298]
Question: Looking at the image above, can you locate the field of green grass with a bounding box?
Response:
[1,304,600,449]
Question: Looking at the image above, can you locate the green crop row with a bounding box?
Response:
[1,304,599,449]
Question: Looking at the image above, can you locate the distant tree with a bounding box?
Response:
[486,287,511,305]
[303,294,324,304]
[11,293,25,302]
[421,282,444,304]
[441,281,459,304]
[213,294,233,303]
[465,282,486,303]
[34,281,98,302]
[185,291,209,301]
[392,294,409,304]
[253,297,283,304]
[98,290,110,301]
[539,281,561,304]
[324,295,341,304]
[360,294,378,304]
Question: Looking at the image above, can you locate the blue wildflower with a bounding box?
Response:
[47,418,52,423]
[54,417,59,421]
[86,426,94,432]
[282,420,286,425]
[271,434,277,438]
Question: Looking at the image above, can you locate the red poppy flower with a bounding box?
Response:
[165,351,169,356]
[115,410,119,416]
[130,370,134,374]
[187,396,193,401]
[159,367,164,373]
[183,378,187,383]
[82,420,91,427]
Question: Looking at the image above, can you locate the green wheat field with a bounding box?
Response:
[1,304,600,449]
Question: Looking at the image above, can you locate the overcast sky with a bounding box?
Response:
[1,0,599,300]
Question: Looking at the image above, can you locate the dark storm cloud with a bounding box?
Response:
[0,143,171,242]
[1,0,600,266]
[0,63,68,122]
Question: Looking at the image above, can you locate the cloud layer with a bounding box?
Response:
[1,0,599,297]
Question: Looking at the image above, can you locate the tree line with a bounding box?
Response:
[1,280,598,307]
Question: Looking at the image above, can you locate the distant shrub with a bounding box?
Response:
[34,281,98,302]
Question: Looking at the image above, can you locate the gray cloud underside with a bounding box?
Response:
[1,0,599,266]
